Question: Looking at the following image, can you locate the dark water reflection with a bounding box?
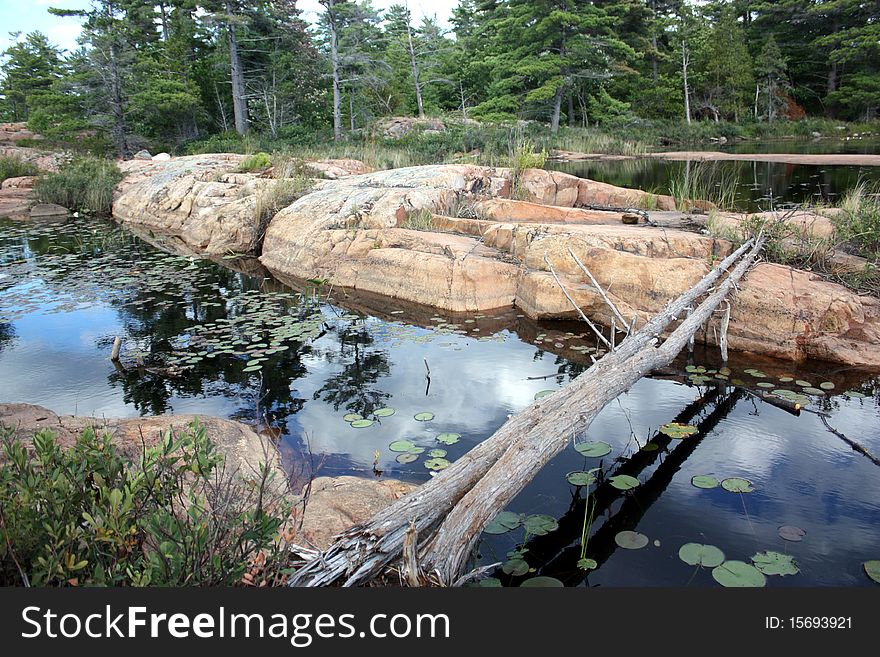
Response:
[1,217,878,586]
[549,139,880,212]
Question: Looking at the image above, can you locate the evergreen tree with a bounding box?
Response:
[0,32,63,122]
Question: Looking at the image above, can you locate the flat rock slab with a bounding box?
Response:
[295,475,420,549]
[29,203,68,218]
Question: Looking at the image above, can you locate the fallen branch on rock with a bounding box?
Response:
[289,237,764,587]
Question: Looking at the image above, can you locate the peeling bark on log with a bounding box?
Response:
[289,238,763,587]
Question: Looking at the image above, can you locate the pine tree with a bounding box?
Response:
[0,32,63,122]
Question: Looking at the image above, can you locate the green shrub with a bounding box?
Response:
[32,157,122,216]
[0,420,295,586]
[833,182,880,261]
[238,151,272,172]
[0,156,40,183]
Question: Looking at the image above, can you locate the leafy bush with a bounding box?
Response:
[32,156,122,216]
[0,420,296,586]
[238,151,272,172]
[0,156,40,183]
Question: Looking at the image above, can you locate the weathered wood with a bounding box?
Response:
[289,238,762,587]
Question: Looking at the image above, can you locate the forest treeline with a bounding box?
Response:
[0,0,877,156]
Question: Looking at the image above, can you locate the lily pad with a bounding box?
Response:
[615,530,649,550]
[343,413,363,422]
[374,407,395,417]
[414,412,435,422]
[396,453,419,464]
[350,419,374,428]
[424,457,450,471]
[844,390,866,399]
[484,511,522,535]
[778,525,806,542]
[523,514,558,536]
[474,577,502,587]
[819,382,835,390]
[574,441,612,458]
[577,558,598,570]
[609,474,640,490]
[795,380,812,388]
[752,551,799,576]
[566,470,597,487]
[242,365,262,372]
[534,390,555,400]
[641,443,660,452]
[502,559,530,576]
[679,543,726,568]
[863,560,880,584]
[691,475,720,489]
[428,449,447,458]
[803,387,826,396]
[712,561,767,587]
[520,576,563,587]
[389,439,416,453]
[659,422,698,439]
[436,432,461,445]
[721,477,754,493]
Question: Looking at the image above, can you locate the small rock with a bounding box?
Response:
[29,203,69,218]
[151,152,171,161]
[133,149,153,160]
[622,213,641,225]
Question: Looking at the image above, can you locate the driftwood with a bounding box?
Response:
[289,238,764,587]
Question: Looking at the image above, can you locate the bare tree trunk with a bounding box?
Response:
[459,80,468,120]
[682,42,692,125]
[404,9,425,119]
[226,4,249,135]
[567,92,575,127]
[550,85,564,134]
[158,1,170,41]
[323,0,343,140]
[289,239,763,586]
[108,44,129,158]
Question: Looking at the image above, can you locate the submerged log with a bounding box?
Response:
[289,238,765,587]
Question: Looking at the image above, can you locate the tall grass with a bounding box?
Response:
[0,156,40,183]
[668,161,741,211]
[33,156,123,216]
[832,182,880,261]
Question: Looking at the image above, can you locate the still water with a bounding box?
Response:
[549,138,880,212]
[1,217,878,587]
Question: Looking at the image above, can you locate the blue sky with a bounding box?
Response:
[0,0,459,55]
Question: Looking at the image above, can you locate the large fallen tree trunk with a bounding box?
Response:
[290,237,765,586]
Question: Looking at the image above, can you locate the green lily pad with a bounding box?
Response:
[484,511,522,535]
[679,543,726,568]
[712,561,767,587]
[756,382,775,388]
[520,576,563,587]
[641,442,660,452]
[864,560,880,584]
[534,389,556,400]
[414,412,435,422]
[424,457,450,471]
[659,422,699,439]
[691,475,720,489]
[752,551,799,576]
[374,407,395,417]
[609,474,640,490]
[566,470,597,487]
[389,439,416,453]
[778,525,806,542]
[502,559,530,576]
[523,514,558,536]
[343,413,363,422]
[819,382,835,390]
[428,449,447,458]
[615,530,649,550]
[803,387,826,396]
[844,390,866,399]
[242,365,262,372]
[577,558,598,570]
[721,477,754,493]
[436,432,461,445]
[574,441,612,458]
[778,376,794,383]
[795,380,812,388]
[474,577,502,587]
[396,453,419,464]
[350,419,374,428]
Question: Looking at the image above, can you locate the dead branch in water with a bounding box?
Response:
[819,414,880,467]
[289,238,764,587]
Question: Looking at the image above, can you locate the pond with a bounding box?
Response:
[1,216,879,587]
[549,158,880,213]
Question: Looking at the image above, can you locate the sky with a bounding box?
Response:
[0,0,461,55]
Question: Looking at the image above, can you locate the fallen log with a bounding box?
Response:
[289,237,764,587]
